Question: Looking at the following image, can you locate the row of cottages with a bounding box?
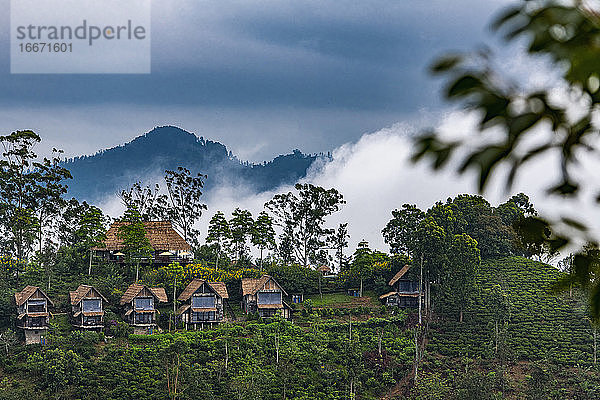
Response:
[241,275,292,319]
[379,265,420,308]
[93,221,194,266]
[13,279,233,342]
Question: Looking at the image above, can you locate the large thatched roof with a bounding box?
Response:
[95,221,191,252]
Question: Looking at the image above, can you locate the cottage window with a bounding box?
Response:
[82,299,102,312]
[29,316,46,327]
[191,311,215,322]
[258,291,281,305]
[192,295,215,308]
[135,297,154,310]
[397,281,418,292]
[84,316,101,325]
[27,299,46,313]
[135,313,153,324]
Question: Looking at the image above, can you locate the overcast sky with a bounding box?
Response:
[0,0,508,160]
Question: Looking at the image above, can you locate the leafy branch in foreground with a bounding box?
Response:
[412,0,600,314]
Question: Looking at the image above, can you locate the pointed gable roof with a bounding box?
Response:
[241,275,288,297]
[69,285,108,305]
[120,283,168,305]
[389,265,411,286]
[14,286,53,307]
[96,221,192,251]
[208,282,229,299]
[177,278,229,301]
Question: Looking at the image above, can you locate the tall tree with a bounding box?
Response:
[31,148,71,253]
[229,208,254,264]
[382,204,425,256]
[0,131,71,265]
[266,183,345,267]
[118,182,168,221]
[118,207,153,281]
[331,223,350,272]
[445,233,481,322]
[251,211,276,268]
[206,211,231,270]
[164,167,207,246]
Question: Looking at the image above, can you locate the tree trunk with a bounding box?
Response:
[359,277,363,298]
[495,320,498,355]
[136,262,139,282]
[173,276,177,331]
[88,250,92,275]
[418,253,423,325]
[594,327,597,365]
[260,247,263,269]
[413,328,419,385]
[459,309,463,323]
[319,274,322,299]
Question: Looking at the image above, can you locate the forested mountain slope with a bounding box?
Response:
[62,126,320,202]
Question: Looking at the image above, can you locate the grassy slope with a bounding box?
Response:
[429,256,593,364]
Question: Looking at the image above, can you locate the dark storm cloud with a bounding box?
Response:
[0,0,508,111]
[0,0,513,161]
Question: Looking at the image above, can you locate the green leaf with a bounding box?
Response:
[446,75,483,99]
[430,55,462,74]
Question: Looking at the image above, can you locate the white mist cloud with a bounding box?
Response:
[96,109,600,261]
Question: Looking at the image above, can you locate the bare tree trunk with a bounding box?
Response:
[419,253,423,325]
[225,340,228,370]
[359,277,363,298]
[595,327,597,365]
[495,320,498,355]
[413,328,419,385]
[88,249,92,275]
[378,328,383,357]
[275,334,280,364]
[319,274,322,300]
[459,310,463,323]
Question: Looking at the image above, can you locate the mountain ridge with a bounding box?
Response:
[63,125,322,202]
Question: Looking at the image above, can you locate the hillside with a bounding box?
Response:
[62,126,320,202]
[430,256,592,363]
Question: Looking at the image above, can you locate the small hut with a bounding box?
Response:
[14,286,53,345]
[177,278,229,329]
[379,265,420,308]
[241,275,291,319]
[120,283,168,334]
[69,285,107,331]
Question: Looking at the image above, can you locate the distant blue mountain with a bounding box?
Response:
[63,126,321,202]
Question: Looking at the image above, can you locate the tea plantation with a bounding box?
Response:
[429,257,592,364]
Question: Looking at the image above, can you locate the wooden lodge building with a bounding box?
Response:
[93,221,193,266]
[14,286,53,345]
[177,278,229,329]
[241,275,291,319]
[379,265,420,308]
[120,283,168,334]
[69,285,107,331]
